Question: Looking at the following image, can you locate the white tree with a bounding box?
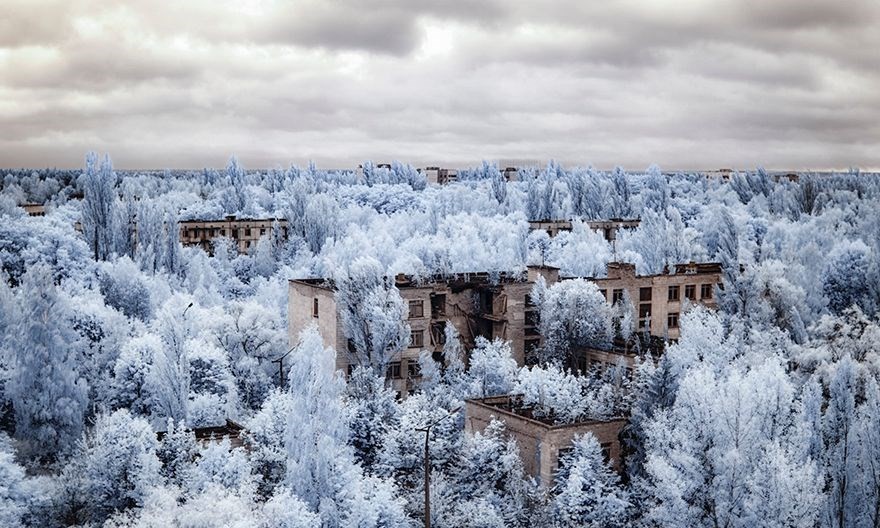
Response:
[335,256,409,373]
[514,363,586,424]
[463,337,518,399]
[80,152,118,261]
[75,409,163,524]
[0,433,28,528]
[553,433,631,527]
[284,327,407,526]
[262,487,319,528]
[6,265,88,464]
[537,278,612,368]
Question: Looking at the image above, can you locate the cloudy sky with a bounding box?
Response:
[1,0,878,170]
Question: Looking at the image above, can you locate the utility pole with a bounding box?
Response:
[415,407,461,528]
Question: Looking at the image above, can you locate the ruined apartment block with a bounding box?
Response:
[288,267,560,397]
[178,215,288,254]
[288,260,721,394]
[527,218,641,241]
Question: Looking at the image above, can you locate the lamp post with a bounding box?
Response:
[182,302,194,317]
[415,406,461,528]
[271,346,296,388]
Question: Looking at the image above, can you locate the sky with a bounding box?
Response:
[0,0,878,171]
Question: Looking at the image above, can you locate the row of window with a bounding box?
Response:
[345,361,422,380]
[601,283,714,304]
[183,227,277,238]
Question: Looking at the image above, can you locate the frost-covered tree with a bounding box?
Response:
[98,257,153,320]
[514,363,586,424]
[536,278,612,368]
[155,418,198,491]
[110,334,160,415]
[335,257,409,373]
[451,420,532,527]
[74,409,163,524]
[346,366,399,469]
[245,389,294,498]
[284,327,406,526]
[0,433,29,528]
[262,487,320,527]
[6,265,88,463]
[80,152,118,261]
[642,358,821,528]
[146,301,191,422]
[221,155,249,214]
[553,434,630,527]
[463,337,518,399]
[823,240,878,316]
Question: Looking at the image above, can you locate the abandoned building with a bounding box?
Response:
[288,259,720,395]
[528,218,641,241]
[178,215,288,254]
[288,266,561,397]
[420,167,459,185]
[465,395,626,487]
[20,203,46,216]
[155,419,245,449]
[588,261,722,341]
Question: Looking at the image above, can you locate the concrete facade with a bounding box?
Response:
[528,218,641,241]
[421,167,459,185]
[178,215,288,254]
[588,261,722,340]
[288,266,561,396]
[465,395,626,487]
[21,203,46,216]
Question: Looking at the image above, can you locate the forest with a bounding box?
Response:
[1,155,879,527]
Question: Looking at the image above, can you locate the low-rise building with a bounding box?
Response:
[155,418,245,449]
[288,266,560,396]
[528,218,640,241]
[20,203,47,216]
[179,215,288,254]
[465,395,626,487]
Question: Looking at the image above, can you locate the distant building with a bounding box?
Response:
[288,266,560,397]
[156,419,245,449]
[588,261,722,340]
[421,167,459,185]
[20,203,46,217]
[178,215,288,255]
[465,395,626,487]
[528,218,640,241]
[502,167,519,181]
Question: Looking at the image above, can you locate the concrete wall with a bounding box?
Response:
[591,263,720,340]
[179,218,288,254]
[465,398,626,487]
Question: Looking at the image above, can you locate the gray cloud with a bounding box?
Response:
[0,0,877,170]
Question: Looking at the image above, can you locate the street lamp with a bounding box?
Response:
[415,406,461,528]
[182,302,194,317]
[271,346,296,388]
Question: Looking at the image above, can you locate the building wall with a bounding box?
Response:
[465,398,626,487]
[179,217,288,254]
[288,269,558,396]
[21,203,46,216]
[591,262,721,340]
[528,219,640,241]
